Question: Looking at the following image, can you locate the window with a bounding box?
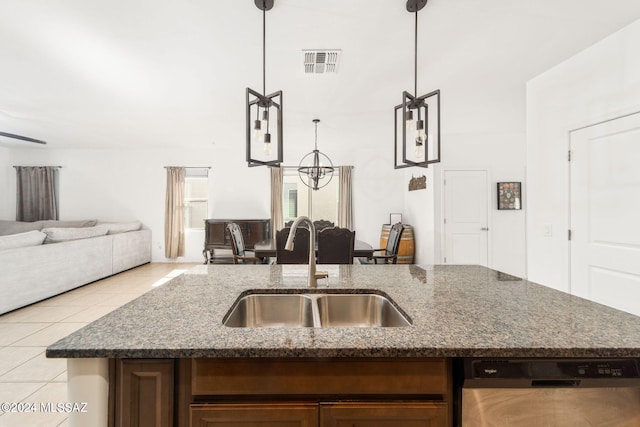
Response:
[282,167,339,227]
[184,168,209,230]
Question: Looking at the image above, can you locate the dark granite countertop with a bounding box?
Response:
[46,264,640,359]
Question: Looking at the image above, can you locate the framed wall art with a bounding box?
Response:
[497,182,522,210]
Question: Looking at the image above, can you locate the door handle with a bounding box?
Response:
[481,227,489,231]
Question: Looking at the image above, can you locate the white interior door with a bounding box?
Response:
[570,112,640,316]
[443,170,488,265]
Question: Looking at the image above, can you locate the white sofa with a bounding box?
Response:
[0,220,151,315]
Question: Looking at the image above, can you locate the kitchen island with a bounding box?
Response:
[47,264,640,426]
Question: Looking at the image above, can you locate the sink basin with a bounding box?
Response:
[223,294,315,328]
[223,292,411,328]
[316,294,411,327]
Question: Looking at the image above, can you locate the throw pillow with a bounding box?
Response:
[42,225,109,243]
[0,230,47,251]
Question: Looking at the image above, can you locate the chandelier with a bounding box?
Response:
[298,119,334,191]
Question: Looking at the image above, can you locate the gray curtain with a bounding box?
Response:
[338,166,353,230]
[165,167,186,258]
[270,166,283,242]
[15,166,58,222]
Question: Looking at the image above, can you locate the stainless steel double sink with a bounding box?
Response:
[223,291,412,328]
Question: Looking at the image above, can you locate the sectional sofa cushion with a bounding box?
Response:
[39,219,97,229]
[0,220,43,236]
[0,230,47,251]
[101,221,142,235]
[42,225,109,243]
[0,219,98,236]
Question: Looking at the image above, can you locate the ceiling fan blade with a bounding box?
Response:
[0,131,47,144]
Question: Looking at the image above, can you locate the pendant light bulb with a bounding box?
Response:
[406,110,415,131]
[263,133,272,154]
[253,119,263,141]
[415,119,425,157]
[415,138,424,157]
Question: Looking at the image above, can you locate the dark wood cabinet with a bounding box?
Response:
[114,359,174,427]
[203,219,270,263]
[191,403,318,427]
[320,402,448,427]
[189,358,451,427]
[190,402,447,427]
[111,358,452,427]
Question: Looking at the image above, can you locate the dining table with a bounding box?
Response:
[253,239,375,261]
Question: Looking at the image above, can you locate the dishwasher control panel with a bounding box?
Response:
[464,358,640,387]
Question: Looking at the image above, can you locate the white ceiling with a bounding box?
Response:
[1,0,640,152]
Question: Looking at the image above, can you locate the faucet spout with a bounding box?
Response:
[285,216,327,288]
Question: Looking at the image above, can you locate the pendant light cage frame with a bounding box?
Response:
[246,0,283,167]
[246,88,283,167]
[394,89,440,169]
[298,119,334,191]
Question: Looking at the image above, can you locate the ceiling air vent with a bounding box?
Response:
[302,50,341,74]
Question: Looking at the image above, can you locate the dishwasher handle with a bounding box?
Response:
[532,379,580,387]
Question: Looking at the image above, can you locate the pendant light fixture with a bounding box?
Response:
[246,0,283,167]
[298,119,334,191]
[394,0,441,169]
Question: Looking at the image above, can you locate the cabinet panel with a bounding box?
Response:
[192,358,449,396]
[320,402,448,427]
[116,359,174,427]
[190,403,317,427]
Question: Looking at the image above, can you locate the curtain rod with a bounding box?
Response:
[163,166,211,169]
[13,165,62,168]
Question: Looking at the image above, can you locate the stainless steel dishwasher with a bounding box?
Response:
[461,358,640,426]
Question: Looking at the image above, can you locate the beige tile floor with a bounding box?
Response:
[0,263,197,427]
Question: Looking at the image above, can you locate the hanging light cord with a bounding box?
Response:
[262,2,266,96]
[314,121,318,150]
[414,8,418,97]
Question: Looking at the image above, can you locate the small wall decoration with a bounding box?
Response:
[389,213,403,225]
[408,175,427,191]
[497,182,522,210]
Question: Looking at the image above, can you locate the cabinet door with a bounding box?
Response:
[320,402,448,427]
[205,221,226,246]
[116,359,174,427]
[191,403,318,427]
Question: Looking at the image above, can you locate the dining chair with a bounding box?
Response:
[372,222,404,264]
[317,227,355,264]
[227,223,260,264]
[313,219,335,241]
[313,219,334,232]
[275,227,310,264]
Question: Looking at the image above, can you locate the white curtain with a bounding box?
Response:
[270,166,283,242]
[338,165,353,229]
[15,166,58,222]
[165,167,185,258]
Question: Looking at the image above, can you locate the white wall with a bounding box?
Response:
[0,147,11,219]
[4,136,404,262]
[6,146,269,262]
[443,132,527,278]
[402,130,527,277]
[527,19,640,291]
[403,167,435,267]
